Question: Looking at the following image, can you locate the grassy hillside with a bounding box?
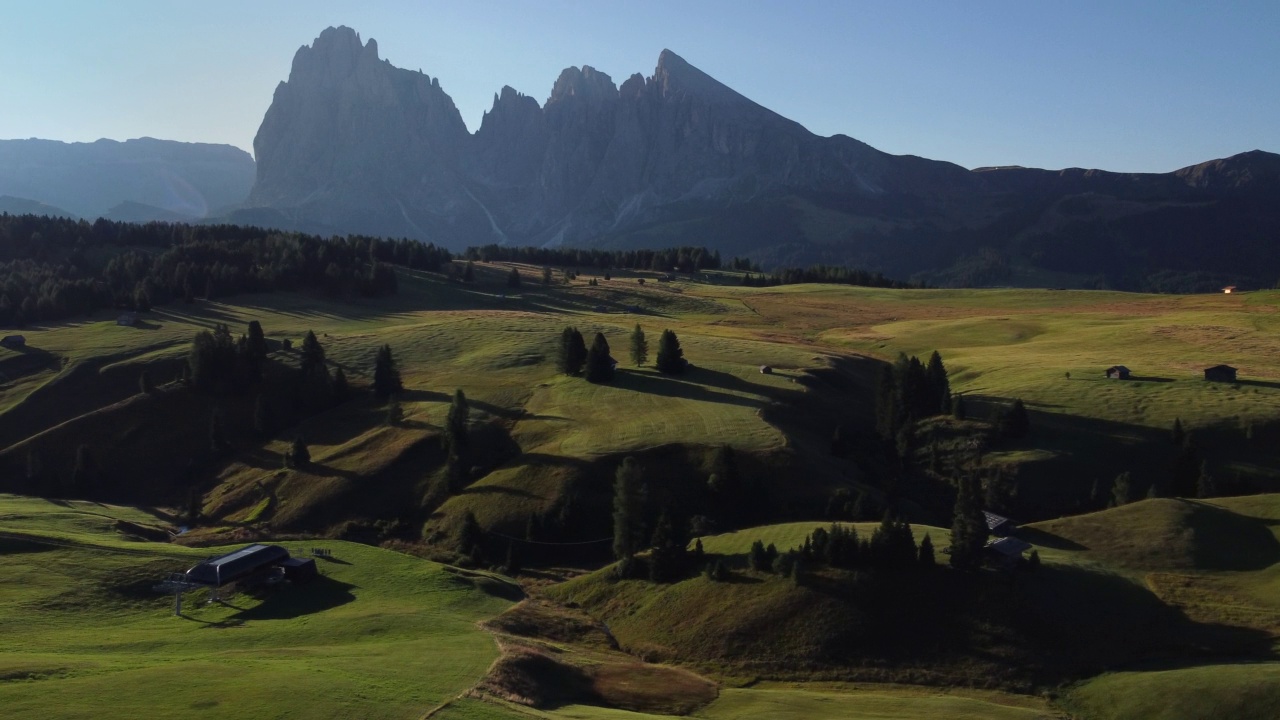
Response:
[0,494,513,719]
[1063,662,1280,720]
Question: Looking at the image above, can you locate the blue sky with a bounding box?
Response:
[1,1,1276,172]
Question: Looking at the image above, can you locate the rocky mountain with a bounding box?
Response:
[0,138,254,221]
[245,26,1280,289]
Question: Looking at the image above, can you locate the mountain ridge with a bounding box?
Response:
[223,26,1280,287]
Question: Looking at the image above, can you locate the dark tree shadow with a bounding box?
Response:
[1018,527,1088,551]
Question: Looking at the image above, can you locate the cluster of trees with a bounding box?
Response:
[875,351,953,441]
[612,456,693,582]
[949,474,989,570]
[741,265,922,290]
[736,516,932,587]
[557,325,684,381]
[464,244,723,274]
[0,214,451,326]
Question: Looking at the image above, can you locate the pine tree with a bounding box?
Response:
[463,260,475,282]
[875,364,901,439]
[925,351,951,415]
[542,266,553,285]
[373,344,403,397]
[629,324,648,367]
[138,369,153,394]
[918,532,936,567]
[1196,460,1217,499]
[612,457,646,560]
[558,327,588,376]
[245,320,268,367]
[1000,399,1030,439]
[655,329,685,374]
[507,267,521,288]
[953,394,967,420]
[1027,549,1042,570]
[444,389,469,453]
[1170,434,1201,497]
[298,330,331,407]
[385,397,403,427]
[648,509,688,582]
[458,511,483,554]
[1171,418,1185,447]
[949,474,989,570]
[331,366,350,403]
[288,436,310,467]
[584,332,614,383]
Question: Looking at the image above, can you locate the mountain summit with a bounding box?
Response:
[242,27,1280,288]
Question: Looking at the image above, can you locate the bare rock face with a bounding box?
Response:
[246,27,1280,287]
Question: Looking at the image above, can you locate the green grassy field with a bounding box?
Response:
[0,494,512,720]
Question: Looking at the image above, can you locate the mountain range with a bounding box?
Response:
[2,26,1276,289]
[0,137,254,222]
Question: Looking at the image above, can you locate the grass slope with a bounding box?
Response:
[0,494,512,719]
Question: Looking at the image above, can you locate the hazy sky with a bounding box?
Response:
[2,1,1276,172]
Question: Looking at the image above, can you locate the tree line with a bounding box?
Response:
[742,264,923,289]
[463,244,723,274]
[0,214,452,326]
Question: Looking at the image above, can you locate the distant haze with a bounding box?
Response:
[0,1,1277,173]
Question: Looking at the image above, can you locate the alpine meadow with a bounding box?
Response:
[3,9,1280,720]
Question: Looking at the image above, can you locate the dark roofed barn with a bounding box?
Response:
[1204,365,1237,383]
[985,536,1033,568]
[280,557,318,584]
[184,544,291,587]
[1105,365,1131,380]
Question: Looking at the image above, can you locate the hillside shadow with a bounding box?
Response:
[1018,526,1088,551]
[1237,379,1280,390]
[1128,376,1175,383]
[460,485,541,499]
[233,574,357,621]
[611,371,765,410]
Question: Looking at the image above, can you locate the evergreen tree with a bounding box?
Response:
[331,366,350,403]
[1170,435,1201,497]
[612,457,646,560]
[918,532,936,567]
[1171,418,1185,447]
[445,452,468,493]
[749,539,770,571]
[953,393,967,421]
[949,474,989,570]
[558,327,588,376]
[655,329,685,374]
[245,320,268,369]
[1111,471,1134,506]
[458,511,483,555]
[1196,460,1217,499]
[542,266,553,285]
[629,323,648,367]
[875,364,901,439]
[298,330,331,406]
[925,351,951,415]
[445,389,470,453]
[648,509,688,582]
[584,332,615,383]
[1000,399,1031,439]
[1028,549,1042,570]
[253,394,275,438]
[138,368,153,394]
[288,436,310,467]
[507,267,521,287]
[373,344,403,397]
[463,260,475,282]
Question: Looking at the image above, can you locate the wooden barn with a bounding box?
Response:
[983,511,1016,537]
[1105,365,1131,380]
[1204,365,1238,383]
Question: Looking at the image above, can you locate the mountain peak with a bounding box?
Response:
[650,49,738,104]
[548,65,618,105]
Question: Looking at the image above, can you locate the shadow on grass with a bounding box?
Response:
[1128,376,1176,383]
[234,574,357,621]
[1018,527,1089,551]
[1237,379,1280,390]
[460,485,541,499]
[611,369,767,410]
[314,554,351,565]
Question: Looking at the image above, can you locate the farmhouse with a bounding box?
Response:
[117,312,138,326]
[1105,365,1131,380]
[983,511,1016,537]
[760,365,773,375]
[0,335,25,349]
[184,543,292,588]
[1204,364,1237,383]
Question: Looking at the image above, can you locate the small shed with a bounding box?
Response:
[759,365,773,375]
[1204,364,1237,383]
[117,312,138,326]
[1105,365,1131,380]
[983,511,1016,537]
[280,557,318,584]
[0,335,25,349]
[1222,285,1237,294]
